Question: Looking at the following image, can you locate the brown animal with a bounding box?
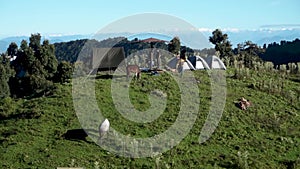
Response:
[126,65,141,80]
[238,97,251,110]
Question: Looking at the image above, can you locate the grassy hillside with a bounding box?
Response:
[0,68,299,168]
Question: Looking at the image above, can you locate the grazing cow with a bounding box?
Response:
[126,65,141,80]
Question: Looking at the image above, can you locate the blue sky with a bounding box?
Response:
[0,0,299,38]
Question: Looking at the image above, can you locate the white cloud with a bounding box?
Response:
[198,28,213,32]
[198,27,240,33]
[222,28,240,32]
[48,33,64,37]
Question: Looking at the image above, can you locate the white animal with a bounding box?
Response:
[99,118,110,139]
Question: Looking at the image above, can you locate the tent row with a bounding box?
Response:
[90,47,226,73]
[167,55,226,71]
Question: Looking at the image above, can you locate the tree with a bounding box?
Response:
[29,33,42,52]
[261,38,300,67]
[168,37,181,55]
[7,42,18,57]
[234,41,264,68]
[10,34,59,97]
[209,29,233,59]
[40,40,58,80]
[54,61,73,83]
[0,54,14,98]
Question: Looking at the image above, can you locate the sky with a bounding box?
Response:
[0,0,299,38]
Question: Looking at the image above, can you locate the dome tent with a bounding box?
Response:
[188,56,210,70]
[166,57,195,71]
[204,55,226,70]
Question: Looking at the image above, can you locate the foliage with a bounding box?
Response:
[255,39,300,74]
[40,40,58,79]
[7,42,18,57]
[0,69,299,168]
[261,39,300,67]
[194,48,216,57]
[54,37,170,70]
[209,29,233,59]
[54,61,74,83]
[0,97,18,118]
[168,37,181,55]
[9,34,58,97]
[233,41,264,69]
[54,39,88,63]
[0,54,14,98]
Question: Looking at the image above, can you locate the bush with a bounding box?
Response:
[0,97,17,118]
[54,61,73,83]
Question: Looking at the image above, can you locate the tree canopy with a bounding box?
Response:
[233,41,264,68]
[168,37,181,55]
[0,54,14,98]
[9,33,58,97]
[261,39,300,67]
[209,29,233,59]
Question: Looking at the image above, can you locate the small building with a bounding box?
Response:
[92,47,125,72]
[140,37,168,44]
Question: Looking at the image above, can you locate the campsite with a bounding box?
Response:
[0,1,300,167]
[0,31,300,168]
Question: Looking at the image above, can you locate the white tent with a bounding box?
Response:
[166,57,195,71]
[204,55,226,70]
[188,56,210,70]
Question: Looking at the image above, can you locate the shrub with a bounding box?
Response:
[0,97,17,118]
[54,61,73,83]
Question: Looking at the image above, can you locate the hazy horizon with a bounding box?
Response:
[0,0,299,38]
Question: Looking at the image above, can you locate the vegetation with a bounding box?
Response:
[0,30,300,168]
[5,34,58,97]
[0,34,76,98]
[54,61,74,83]
[0,69,299,168]
[0,54,14,98]
[168,37,181,55]
[54,37,167,64]
[232,41,264,69]
[54,36,195,67]
[208,29,300,73]
[209,29,233,59]
[54,39,88,63]
[261,39,300,67]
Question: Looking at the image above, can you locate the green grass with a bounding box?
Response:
[1,68,300,168]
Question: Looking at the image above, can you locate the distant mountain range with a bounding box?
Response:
[1,28,300,53]
[0,34,92,53]
[200,28,300,48]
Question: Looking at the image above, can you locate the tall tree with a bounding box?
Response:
[10,34,58,97]
[29,33,42,52]
[0,54,14,98]
[234,41,264,68]
[7,42,18,57]
[168,37,181,55]
[40,40,58,80]
[209,29,233,59]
